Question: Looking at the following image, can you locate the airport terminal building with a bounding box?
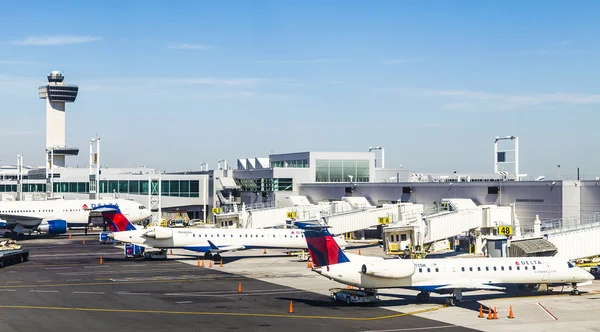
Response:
[0,150,598,229]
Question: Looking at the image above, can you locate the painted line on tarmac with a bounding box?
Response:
[115,292,151,296]
[175,301,193,304]
[0,304,445,321]
[30,290,59,293]
[0,278,210,289]
[164,288,297,296]
[363,326,457,332]
[0,289,16,292]
[73,291,105,295]
[537,302,558,320]
[165,290,307,298]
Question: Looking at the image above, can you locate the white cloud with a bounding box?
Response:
[383,88,600,111]
[168,43,212,50]
[258,59,342,64]
[381,58,423,65]
[0,60,39,65]
[0,130,36,136]
[12,35,101,45]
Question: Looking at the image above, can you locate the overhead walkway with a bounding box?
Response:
[518,213,600,260]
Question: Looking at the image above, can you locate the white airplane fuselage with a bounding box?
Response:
[112,227,347,253]
[316,255,594,291]
[0,199,151,227]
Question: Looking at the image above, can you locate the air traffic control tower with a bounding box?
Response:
[38,71,79,167]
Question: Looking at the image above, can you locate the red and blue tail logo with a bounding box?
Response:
[93,204,136,232]
[295,222,350,267]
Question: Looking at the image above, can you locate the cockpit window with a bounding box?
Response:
[139,206,146,209]
[568,261,575,268]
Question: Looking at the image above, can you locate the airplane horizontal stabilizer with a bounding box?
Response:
[435,283,506,291]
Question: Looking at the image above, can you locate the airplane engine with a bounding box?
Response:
[37,219,68,234]
[143,228,173,240]
[361,259,416,279]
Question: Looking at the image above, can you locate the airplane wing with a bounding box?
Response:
[434,283,506,291]
[206,240,245,253]
[0,213,42,226]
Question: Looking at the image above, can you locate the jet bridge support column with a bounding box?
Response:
[148,177,162,226]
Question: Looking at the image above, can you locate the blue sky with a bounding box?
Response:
[0,0,599,178]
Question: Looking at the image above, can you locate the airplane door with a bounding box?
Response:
[542,264,550,281]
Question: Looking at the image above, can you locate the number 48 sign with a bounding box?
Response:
[498,225,513,236]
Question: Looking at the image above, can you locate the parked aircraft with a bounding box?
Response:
[0,199,151,237]
[296,222,595,306]
[105,212,348,261]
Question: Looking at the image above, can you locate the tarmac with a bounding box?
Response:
[177,244,600,332]
[0,235,476,332]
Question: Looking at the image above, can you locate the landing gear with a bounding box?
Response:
[445,297,458,306]
[203,252,221,261]
[570,283,581,296]
[445,289,463,306]
[416,291,430,303]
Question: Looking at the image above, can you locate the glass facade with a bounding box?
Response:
[0,180,201,197]
[271,159,309,168]
[315,159,369,182]
[236,178,294,191]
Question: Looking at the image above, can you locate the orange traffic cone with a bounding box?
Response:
[197,258,200,267]
[82,240,86,245]
[69,234,72,239]
[201,259,205,267]
[478,304,484,318]
[263,249,267,254]
[170,249,173,255]
[358,249,361,255]
[238,282,242,293]
[220,259,223,267]
[508,306,515,319]
[209,260,213,268]
[487,308,492,320]
[307,260,313,268]
[288,301,294,313]
[99,257,103,265]
[493,307,498,320]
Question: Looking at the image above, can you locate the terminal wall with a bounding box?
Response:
[298,181,564,226]
[580,181,600,216]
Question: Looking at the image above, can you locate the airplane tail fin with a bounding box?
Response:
[295,221,350,267]
[93,205,137,232]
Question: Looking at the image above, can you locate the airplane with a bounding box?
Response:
[296,221,595,306]
[0,198,151,237]
[105,214,348,261]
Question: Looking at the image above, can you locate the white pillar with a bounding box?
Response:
[96,137,100,197]
[381,147,385,169]
[514,136,519,181]
[533,215,541,237]
[494,138,498,174]
[203,176,207,223]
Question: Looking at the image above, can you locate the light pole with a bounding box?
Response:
[368,146,384,168]
[557,164,561,180]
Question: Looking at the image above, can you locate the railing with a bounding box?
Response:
[521,213,600,236]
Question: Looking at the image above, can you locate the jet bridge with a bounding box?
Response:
[383,199,512,257]
[517,213,600,260]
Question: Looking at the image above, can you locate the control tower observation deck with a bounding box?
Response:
[38,71,79,167]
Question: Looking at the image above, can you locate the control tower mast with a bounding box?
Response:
[38,71,80,168]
